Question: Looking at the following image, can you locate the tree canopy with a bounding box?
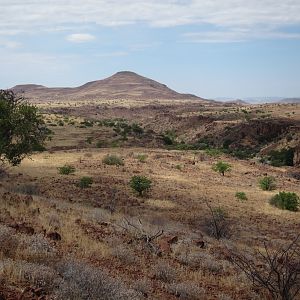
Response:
[0,90,50,166]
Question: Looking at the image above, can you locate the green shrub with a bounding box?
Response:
[175,164,182,171]
[78,176,93,189]
[212,161,231,176]
[162,131,177,145]
[235,192,248,202]
[131,123,144,135]
[58,165,76,175]
[102,154,124,166]
[129,176,152,196]
[268,148,295,167]
[136,154,147,163]
[270,192,299,211]
[205,148,222,157]
[86,137,93,144]
[96,140,104,148]
[259,176,276,191]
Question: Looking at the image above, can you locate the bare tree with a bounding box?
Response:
[119,217,163,255]
[230,236,300,300]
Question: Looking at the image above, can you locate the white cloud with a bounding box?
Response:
[0,0,300,41]
[66,33,96,43]
[94,51,128,57]
[0,40,21,48]
[184,29,300,43]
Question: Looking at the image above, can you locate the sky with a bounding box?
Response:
[0,0,300,99]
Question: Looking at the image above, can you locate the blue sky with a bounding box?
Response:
[0,0,300,99]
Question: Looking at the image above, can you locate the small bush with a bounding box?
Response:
[168,282,205,300]
[18,234,56,263]
[153,263,177,283]
[129,176,152,197]
[86,137,93,144]
[205,148,222,157]
[110,245,137,265]
[54,260,139,300]
[96,140,104,148]
[78,176,93,189]
[11,183,40,196]
[136,154,147,163]
[270,192,299,211]
[58,165,75,175]
[175,164,182,171]
[259,176,276,191]
[212,161,231,176]
[102,154,124,166]
[235,192,248,202]
[0,225,18,257]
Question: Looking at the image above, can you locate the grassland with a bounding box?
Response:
[0,100,300,299]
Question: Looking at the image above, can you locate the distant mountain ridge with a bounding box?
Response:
[12,71,207,102]
[278,98,300,104]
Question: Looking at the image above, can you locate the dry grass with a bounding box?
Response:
[0,101,299,299]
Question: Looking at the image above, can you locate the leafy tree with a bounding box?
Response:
[0,90,50,166]
[259,176,276,191]
[129,175,152,197]
[212,161,231,176]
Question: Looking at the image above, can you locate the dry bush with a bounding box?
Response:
[0,259,60,290]
[167,282,206,300]
[47,212,61,230]
[118,217,163,255]
[110,245,137,265]
[17,234,57,263]
[153,262,177,283]
[204,201,231,240]
[176,249,224,274]
[54,260,140,300]
[218,293,233,300]
[132,278,151,298]
[231,236,300,300]
[0,225,18,258]
[87,207,111,224]
[9,183,40,196]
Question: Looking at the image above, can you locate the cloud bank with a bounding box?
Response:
[1,0,300,41]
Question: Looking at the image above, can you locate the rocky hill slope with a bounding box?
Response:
[12,71,206,102]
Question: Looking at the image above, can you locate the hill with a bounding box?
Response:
[278,98,300,104]
[12,71,206,102]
